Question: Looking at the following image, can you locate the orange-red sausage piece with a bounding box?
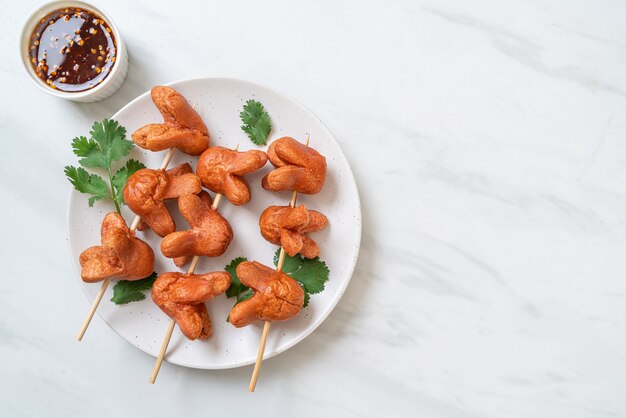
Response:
[160,191,233,261]
[123,163,202,237]
[131,86,210,155]
[152,271,231,340]
[80,212,154,283]
[229,261,304,328]
[262,137,327,194]
[259,205,328,258]
[196,146,268,205]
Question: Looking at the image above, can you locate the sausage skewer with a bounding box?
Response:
[148,145,239,384]
[76,147,178,341]
[248,134,310,392]
[77,89,206,341]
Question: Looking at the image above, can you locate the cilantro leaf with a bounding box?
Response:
[273,249,302,275]
[291,257,329,294]
[225,257,249,300]
[111,272,158,305]
[273,248,330,307]
[90,119,133,166]
[71,136,106,169]
[112,159,145,204]
[225,257,252,322]
[64,166,110,207]
[240,100,271,145]
[65,119,138,213]
[88,195,106,207]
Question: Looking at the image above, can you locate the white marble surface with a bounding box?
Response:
[1,0,625,417]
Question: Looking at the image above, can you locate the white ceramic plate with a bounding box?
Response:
[68,77,361,369]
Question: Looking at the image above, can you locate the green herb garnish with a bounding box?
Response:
[273,248,329,308]
[225,257,250,302]
[224,257,252,322]
[240,100,272,145]
[110,272,158,305]
[65,119,145,213]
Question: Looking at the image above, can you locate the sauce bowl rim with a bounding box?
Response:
[18,0,126,99]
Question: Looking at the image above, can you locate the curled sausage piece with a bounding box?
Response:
[262,137,327,194]
[151,86,208,134]
[123,163,202,237]
[174,255,193,268]
[131,86,210,155]
[196,146,268,205]
[229,261,304,328]
[161,191,233,260]
[152,271,231,340]
[132,124,209,156]
[80,212,154,283]
[259,205,328,258]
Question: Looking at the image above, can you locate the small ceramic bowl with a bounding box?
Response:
[19,0,128,102]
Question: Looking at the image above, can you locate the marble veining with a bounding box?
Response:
[1,0,625,417]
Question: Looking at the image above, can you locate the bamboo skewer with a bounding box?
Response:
[75,278,112,341]
[149,254,200,384]
[249,134,310,392]
[76,147,178,341]
[149,145,238,384]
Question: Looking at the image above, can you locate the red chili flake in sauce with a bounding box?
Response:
[27,7,116,92]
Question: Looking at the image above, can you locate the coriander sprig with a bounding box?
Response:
[240,100,272,145]
[110,272,158,305]
[272,248,329,308]
[225,257,254,303]
[65,119,145,213]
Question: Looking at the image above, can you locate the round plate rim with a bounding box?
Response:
[67,76,362,369]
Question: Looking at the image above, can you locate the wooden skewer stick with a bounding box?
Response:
[249,133,310,392]
[148,254,199,384]
[149,144,238,384]
[76,147,178,341]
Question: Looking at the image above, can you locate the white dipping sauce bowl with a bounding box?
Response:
[19,1,128,102]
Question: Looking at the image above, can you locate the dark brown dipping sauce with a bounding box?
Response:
[28,7,116,92]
